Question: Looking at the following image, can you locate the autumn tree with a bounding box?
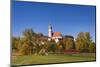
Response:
[75,32,95,52]
[20,29,37,55]
[56,40,65,53]
[12,37,20,51]
[63,38,75,50]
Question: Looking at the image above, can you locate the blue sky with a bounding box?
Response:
[12,1,96,41]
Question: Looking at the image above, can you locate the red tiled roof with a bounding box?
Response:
[53,32,62,37]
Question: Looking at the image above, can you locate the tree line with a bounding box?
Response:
[12,28,96,55]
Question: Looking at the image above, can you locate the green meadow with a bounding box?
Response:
[12,53,96,66]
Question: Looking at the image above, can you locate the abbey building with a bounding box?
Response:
[48,24,63,43]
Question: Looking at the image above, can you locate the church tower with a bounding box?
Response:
[48,23,53,38]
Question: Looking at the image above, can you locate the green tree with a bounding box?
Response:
[48,40,57,53]
[89,42,96,53]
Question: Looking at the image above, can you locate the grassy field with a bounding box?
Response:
[12,53,96,66]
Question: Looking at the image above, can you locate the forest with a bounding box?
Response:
[12,28,96,56]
